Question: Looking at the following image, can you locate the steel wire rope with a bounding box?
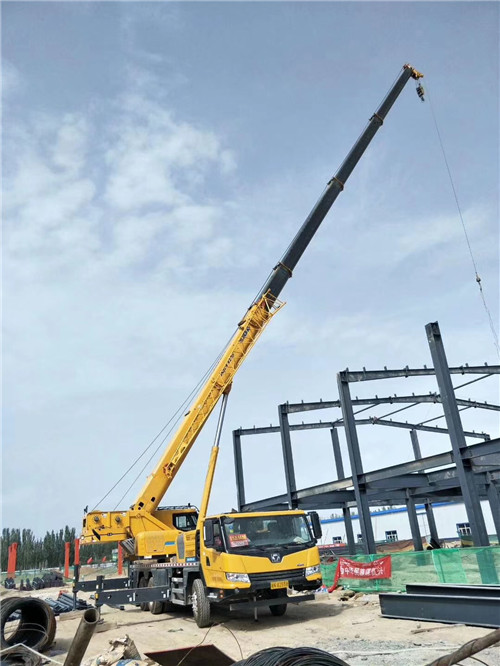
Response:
[174,624,214,666]
[218,623,244,661]
[90,328,237,512]
[426,84,500,359]
[111,328,241,509]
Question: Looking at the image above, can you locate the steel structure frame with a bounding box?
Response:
[233,322,500,556]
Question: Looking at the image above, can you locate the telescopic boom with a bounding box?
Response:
[259,64,423,303]
[84,64,423,535]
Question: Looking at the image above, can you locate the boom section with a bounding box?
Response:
[133,292,284,514]
[259,64,423,303]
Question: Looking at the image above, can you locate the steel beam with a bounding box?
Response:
[338,371,375,554]
[426,322,489,546]
[355,418,489,439]
[343,365,500,383]
[234,421,488,439]
[286,400,340,413]
[406,584,500,598]
[285,395,500,413]
[233,431,246,511]
[462,438,500,459]
[379,592,500,628]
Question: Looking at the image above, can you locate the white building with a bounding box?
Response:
[320,501,497,545]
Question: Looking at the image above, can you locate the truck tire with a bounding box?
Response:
[192,579,210,628]
[148,576,164,615]
[269,603,287,616]
[139,576,149,611]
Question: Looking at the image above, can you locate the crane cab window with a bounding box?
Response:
[204,519,224,551]
[173,513,197,532]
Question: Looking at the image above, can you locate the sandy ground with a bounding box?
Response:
[3,586,498,665]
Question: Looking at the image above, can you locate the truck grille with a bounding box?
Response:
[248,569,305,585]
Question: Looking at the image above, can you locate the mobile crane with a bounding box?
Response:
[78,64,424,626]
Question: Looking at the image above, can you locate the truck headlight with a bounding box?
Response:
[305,565,321,577]
[226,573,250,583]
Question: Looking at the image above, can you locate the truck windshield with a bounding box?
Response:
[221,515,314,550]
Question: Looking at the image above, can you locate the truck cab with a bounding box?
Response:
[148,510,324,626]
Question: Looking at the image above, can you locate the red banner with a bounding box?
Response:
[328,555,391,592]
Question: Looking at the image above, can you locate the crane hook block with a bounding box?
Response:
[416,83,425,102]
[404,64,424,80]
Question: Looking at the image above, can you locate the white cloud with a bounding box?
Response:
[103,95,229,211]
[2,60,24,98]
[52,114,89,173]
[4,89,239,286]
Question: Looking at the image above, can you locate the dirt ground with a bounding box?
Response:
[3,586,499,665]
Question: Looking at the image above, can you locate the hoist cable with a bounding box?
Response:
[426,85,500,359]
[91,328,237,511]
[112,333,235,509]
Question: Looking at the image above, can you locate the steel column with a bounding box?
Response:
[406,493,423,551]
[337,372,376,554]
[279,404,297,509]
[426,322,489,546]
[410,429,422,459]
[330,428,355,554]
[232,431,246,511]
[486,475,500,541]
[410,430,439,543]
[423,502,439,544]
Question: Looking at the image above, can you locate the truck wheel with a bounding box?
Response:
[270,603,287,616]
[148,577,164,615]
[139,577,149,611]
[192,579,210,628]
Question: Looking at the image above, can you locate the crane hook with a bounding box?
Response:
[416,83,425,102]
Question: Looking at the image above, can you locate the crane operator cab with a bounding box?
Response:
[134,505,199,559]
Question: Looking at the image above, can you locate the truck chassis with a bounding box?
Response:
[73,561,317,625]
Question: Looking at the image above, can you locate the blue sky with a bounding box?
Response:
[2,2,499,534]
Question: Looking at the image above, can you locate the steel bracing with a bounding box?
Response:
[232,322,500,558]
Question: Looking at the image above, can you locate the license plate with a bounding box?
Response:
[270,580,288,589]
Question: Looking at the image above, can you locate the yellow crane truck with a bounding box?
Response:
[76,64,423,626]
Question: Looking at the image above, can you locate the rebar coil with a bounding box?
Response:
[232,647,350,666]
[0,597,56,653]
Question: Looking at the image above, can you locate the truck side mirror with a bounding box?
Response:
[309,512,322,540]
[204,521,214,548]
